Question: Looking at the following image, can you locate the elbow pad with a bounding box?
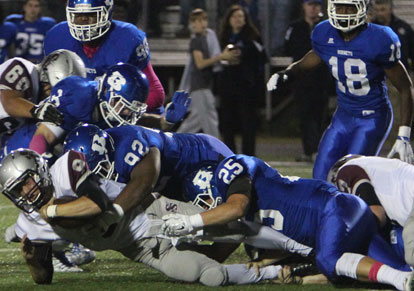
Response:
[77,174,110,211]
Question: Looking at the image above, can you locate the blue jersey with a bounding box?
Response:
[211,155,409,277]
[45,76,102,132]
[312,21,400,114]
[0,21,17,64]
[6,15,55,63]
[44,21,150,81]
[213,155,337,247]
[0,121,38,161]
[105,125,233,189]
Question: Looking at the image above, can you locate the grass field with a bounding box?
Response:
[0,163,383,290]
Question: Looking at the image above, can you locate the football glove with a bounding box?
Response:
[30,101,64,125]
[161,213,203,236]
[266,70,292,92]
[387,126,414,164]
[165,91,191,124]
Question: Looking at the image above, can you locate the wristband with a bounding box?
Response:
[113,203,124,218]
[46,205,57,218]
[189,213,204,228]
[398,126,411,138]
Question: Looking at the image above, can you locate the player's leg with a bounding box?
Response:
[316,194,411,290]
[313,109,350,180]
[136,238,280,286]
[145,195,203,218]
[367,233,410,271]
[348,107,393,156]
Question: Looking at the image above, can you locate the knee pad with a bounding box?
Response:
[199,266,227,287]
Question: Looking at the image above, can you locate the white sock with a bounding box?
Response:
[376,264,411,291]
[225,264,282,284]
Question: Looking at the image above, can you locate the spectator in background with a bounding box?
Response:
[284,0,332,162]
[372,0,414,71]
[177,8,238,138]
[178,0,206,37]
[258,0,300,56]
[218,5,267,155]
[6,0,55,64]
[239,0,260,30]
[0,12,17,64]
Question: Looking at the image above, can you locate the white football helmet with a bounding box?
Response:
[0,149,53,213]
[328,0,369,32]
[39,49,86,87]
[327,154,364,185]
[66,0,113,42]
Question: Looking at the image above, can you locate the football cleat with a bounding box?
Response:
[65,243,96,266]
[52,251,84,273]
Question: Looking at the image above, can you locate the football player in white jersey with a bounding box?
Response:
[0,148,289,285]
[328,154,414,266]
[0,49,85,143]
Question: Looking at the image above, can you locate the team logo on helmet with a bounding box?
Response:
[107,72,126,91]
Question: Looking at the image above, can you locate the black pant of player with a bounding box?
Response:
[294,85,329,158]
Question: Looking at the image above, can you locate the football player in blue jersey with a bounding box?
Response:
[62,123,234,225]
[163,154,414,290]
[6,0,56,64]
[2,63,190,158]
[43,0,165,114]
[0,49,85,152]
[267,0,414,181]
[0,16,17,64]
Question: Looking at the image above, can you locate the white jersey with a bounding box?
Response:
[336,156,414,226]
[0,57,39,134]
[15,150,150,250]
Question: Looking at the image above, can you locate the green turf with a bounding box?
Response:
[0,165,378,290]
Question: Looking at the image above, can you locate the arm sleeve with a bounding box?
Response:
[142,62,165,112]
[76,174,111,211]
[227,175,252,200]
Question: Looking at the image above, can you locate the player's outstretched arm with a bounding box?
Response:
[385,61,414,163]
[162,193,250,236]
[267,49,322,91]
[138,91,191,131]
[113,147,161,214]
[20,235,53,284]
[1,89,36,118]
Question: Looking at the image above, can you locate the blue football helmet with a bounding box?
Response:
[98,63,149,128]
[182,164,222,210]
[63,124,118,181]
[66,0,114,42]
[328,0,369,32]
